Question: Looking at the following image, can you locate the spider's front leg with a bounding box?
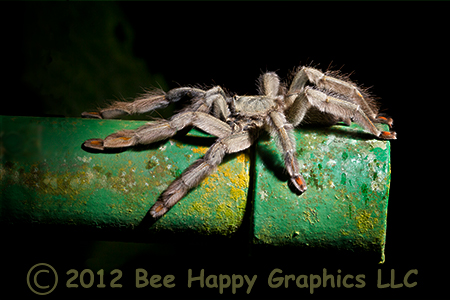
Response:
[149,131,255,218]
[83,111,233,150]
[268,111,307,193]
[82,86,230,120]
[83,86,232,150]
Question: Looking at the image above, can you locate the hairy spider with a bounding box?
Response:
[82,66,396,218]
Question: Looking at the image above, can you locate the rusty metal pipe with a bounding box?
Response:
[0,115,391,261]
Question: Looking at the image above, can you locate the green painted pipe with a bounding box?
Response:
[0,116,250,239]
[253,124,391,262]
[0,116,391,261]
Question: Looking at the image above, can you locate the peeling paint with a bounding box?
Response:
[253,123,391,262]
[1,116,390,258]
[0,116,250,237]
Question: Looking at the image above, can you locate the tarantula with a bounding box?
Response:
[82,66,396,218]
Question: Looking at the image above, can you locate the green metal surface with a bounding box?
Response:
[253,124,391,262]
[1,116,391,260]
[0,116,250,238]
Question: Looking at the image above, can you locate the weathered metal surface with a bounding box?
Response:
[253,124,391,262]
[0,116,250,238]
[1,116,391,258]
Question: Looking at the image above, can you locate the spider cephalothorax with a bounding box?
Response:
[82,66,396,218]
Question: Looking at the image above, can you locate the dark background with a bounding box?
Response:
[2,1,445,299]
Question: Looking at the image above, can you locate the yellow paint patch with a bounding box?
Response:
[355,209,377,234]
[191,146,209,154]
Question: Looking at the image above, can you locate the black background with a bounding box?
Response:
[2,1,445,299]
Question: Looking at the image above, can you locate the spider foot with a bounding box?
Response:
[82,111,103,119]
[149,201,168,218]
[378,131,397,140]
[101,130,136,148]
[290,174,307,194]
[83,138,105,150]
[376,116,394,128]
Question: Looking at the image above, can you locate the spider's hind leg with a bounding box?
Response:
[286,67,396,139]
[287,67,395,127]
[286,88,396,140]
[375,115,394,127]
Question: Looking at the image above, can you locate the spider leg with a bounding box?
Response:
[83,111,232,150]
[287,87,397,140]
[149,131,255,218]
[82,86,230,120]
[268,111,307,193]
[375,116,394,128]
[258,72,281,97]
[287,67,392,126]
[81,89,171,119]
